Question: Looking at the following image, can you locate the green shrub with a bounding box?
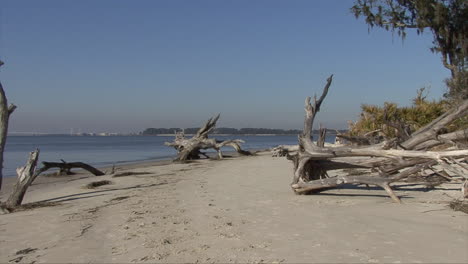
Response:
[347,88,465,138]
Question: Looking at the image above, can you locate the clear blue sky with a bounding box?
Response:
[1,0,450,133]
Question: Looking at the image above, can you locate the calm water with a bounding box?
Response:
[4,135,335,178]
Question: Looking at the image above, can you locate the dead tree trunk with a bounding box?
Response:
[1,150,40,211]
[290,75,468,202]
[0,60,17,190]
[165,114,252,162]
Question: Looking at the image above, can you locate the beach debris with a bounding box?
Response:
[110,196,130,202]
[288,75,468,202]
[165,114,252,162]
[271,145,299,157]
[15,248,38,255]
[85,180,112,189]
[8,256,23,263]
[37,160,105,176]
[78,224,93,237]
[1,150,40,211]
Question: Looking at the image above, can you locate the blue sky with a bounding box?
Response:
[1,0,450,133]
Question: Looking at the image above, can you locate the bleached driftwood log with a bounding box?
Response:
[165,114,252,162]
[1,150,40,212]
[271,145,299,157]
[290,75,468,202]
[0,60,17,191]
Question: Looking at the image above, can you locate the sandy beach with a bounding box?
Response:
[0,152,467,263]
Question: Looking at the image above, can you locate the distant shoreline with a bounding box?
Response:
[9,132,342,137]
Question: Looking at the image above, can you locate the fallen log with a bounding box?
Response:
[401,100,468,150]
[413,128,468,150]
[289,75,468,202]
[36,160,105,176]
[165,114,252,162]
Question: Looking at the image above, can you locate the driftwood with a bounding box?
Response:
[271,145,299,157]
[165,114,252,162]
[272,126,326,157]
[1,150,40,212]
[36,160,105,176]
[0,60,17,190]
[0,152,106,213]
[289,75,468,202]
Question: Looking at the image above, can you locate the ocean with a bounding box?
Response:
[3,134,335,178]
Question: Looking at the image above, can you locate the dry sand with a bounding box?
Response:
[0,152,467,263]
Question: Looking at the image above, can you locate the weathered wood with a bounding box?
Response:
[317,126,326,148]
[0,60,17,191]
[2,150,40,210]
[401,99,468,149]
[271,145,299,157]
[165,115,252,162]
[414,128,468,150]
[300,145,468,160]
[292,174,401,203]
[36,160,105,176]
[299,75,333,152]
[289,75,468,203]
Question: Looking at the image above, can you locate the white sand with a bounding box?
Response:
[0,152,467,263]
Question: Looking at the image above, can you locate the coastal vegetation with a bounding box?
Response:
[345,88,468,141]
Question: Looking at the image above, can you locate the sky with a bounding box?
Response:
[0,0,451,134]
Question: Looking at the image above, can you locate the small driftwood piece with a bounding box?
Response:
[37,160,105,176]
[289,75,468,202]
[165,114,252,162]
[271,145,299,157]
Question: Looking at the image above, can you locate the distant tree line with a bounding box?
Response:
[141,127,346,135]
